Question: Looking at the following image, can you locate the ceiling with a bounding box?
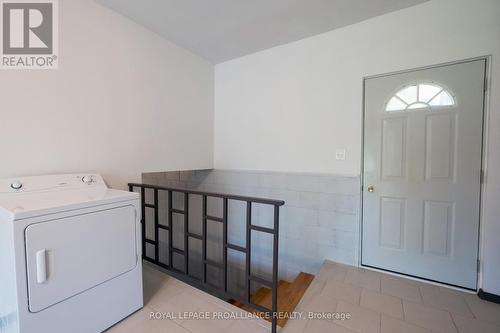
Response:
[97,0,429,64]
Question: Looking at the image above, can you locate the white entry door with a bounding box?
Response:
[362,59,486,289]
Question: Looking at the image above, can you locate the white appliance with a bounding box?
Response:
[0,174,143,333]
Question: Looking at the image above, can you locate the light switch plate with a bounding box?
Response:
[336,149,346,160]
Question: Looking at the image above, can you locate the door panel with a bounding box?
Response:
[381,118,407,180]
[425,113,456,181]
[423,200,454,257]
[362,60,485,289]
[379,197,406,249]
[25,205,138,312]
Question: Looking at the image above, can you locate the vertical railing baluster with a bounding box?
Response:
[141,187,146,259]
[184,192,189,275]
[202,195,208,283]
[168,190,173,268]
[245,201,252,303]
[222,198,228,292]
[271,205,280,333]
[154,189,159,262]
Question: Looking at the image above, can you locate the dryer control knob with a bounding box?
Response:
[11,181,23,190]
[82,176,94,184]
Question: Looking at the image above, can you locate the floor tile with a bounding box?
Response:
[142,266,171,304]
[226,319,271,333]
[188,287,249,313]
[106,307,190,333]
[452,313,500,333]
[106,307,154,333]
[466,298,500,325]
[419,284,473,317]
[145,276,185,307]
[122,266,272,332]
[335,300,381,333]
[316,261,349,283]
[345,268,381,292]
[381,314,433,333]
[147,289,214,324]
[323,279,362,304]
[296,279,327,310]
[360,289,403,319]
[381,276,422,303]
[280,315,309,333]
[304,319,357,333]
[146,319,193,333]
[142,265,166,284]
[403,301,457,333]
[301,294,338,313]
[439,288,479,304]
[181,315,235,333]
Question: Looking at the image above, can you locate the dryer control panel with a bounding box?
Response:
[0,174,106,194]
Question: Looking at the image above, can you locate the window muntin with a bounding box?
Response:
[385,83,455,112]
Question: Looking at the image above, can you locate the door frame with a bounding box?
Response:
[359,56,491,291]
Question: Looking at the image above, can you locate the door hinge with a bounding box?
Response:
[484,76,488,92]
[480,170,485,184]
[477,259,481,273]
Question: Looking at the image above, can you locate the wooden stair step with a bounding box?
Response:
[252,286,271,304]
[228,287,271,313]
[258,280,290,309]
[281,272,314,315]
[227,272,315,328]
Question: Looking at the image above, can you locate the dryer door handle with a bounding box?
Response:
[36,249,47,284]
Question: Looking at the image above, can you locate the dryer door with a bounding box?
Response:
[25,205,138,312]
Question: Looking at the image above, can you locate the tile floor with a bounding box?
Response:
[106,263,271,333]
[283,261,500,333]
[107,261,500,333]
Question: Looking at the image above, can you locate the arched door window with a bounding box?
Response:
[385,83,455,112]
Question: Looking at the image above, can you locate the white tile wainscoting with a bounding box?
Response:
[141,169,360,282]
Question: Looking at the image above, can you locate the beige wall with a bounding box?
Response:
[0,0,214,189]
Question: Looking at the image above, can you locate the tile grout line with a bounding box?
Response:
[401,299,459,333]
[463,296,477,320]
[146,304,194,333]
[416,285,479,321]
[417,284,424,303]
[172,317,195,333]
[449,311,460,333]
[399,298,405,322]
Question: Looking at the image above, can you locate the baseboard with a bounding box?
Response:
[478,289,500,304]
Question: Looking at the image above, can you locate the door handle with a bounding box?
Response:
[36,249,47,284]
[367,184,375,193]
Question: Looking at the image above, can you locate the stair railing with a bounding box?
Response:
[128,183,284,333]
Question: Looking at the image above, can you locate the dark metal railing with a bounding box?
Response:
[128,183,285,333]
